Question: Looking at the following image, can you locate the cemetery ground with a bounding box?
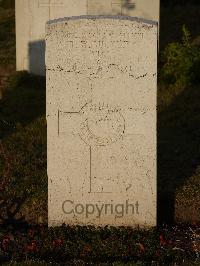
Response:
[0,1,200,265]
[0,3,15,67]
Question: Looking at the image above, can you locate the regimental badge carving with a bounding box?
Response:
[79,103,125,146]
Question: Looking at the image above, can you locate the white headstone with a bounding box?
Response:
[46,16,157,227]
[15,0,159,76]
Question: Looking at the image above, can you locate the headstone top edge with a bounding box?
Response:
[46,15,158,27]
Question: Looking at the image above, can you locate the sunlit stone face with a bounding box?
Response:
[46,16,157,227]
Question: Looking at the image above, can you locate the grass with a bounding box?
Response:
[0,72,45,135]
[0,72,47,225]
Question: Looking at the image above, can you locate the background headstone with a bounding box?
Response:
[46,16,157,227]
[16,0,87,75]
[87,0,160,20]
[15,0,159,76]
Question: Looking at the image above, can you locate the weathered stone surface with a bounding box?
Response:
[15,0,159,76]
[46,16,157,227]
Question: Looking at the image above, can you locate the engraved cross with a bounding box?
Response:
[38,0,64,19]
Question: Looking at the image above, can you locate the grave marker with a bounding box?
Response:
[46,16,158,227]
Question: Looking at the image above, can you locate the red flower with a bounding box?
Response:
[39,225,45,235]
[155,250,161,257]
[25,241,37,252]
[80,245,92,257]
[159,234,167,245]
[52,239,63,247]
[138,243,145,253]
[28,229,34,238]
[2,237,10,251]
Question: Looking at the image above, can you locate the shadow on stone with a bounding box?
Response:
[29,40,45,76]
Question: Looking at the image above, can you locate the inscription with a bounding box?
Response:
[38,0,64,8]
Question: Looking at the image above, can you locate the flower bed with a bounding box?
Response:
[0,224,199,265]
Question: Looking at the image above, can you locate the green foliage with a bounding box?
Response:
[182,25,191,47]
[160,4,200,50]
[160,26,200,88]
